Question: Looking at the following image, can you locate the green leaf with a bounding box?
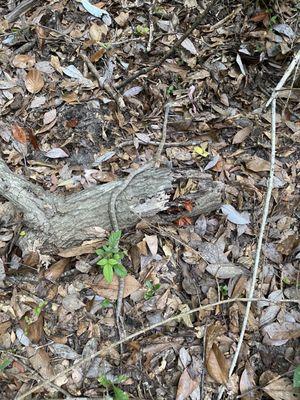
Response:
[294,365,300,388]
[100,299,112,308]
[95,248,105,256]
[115,375,127,384]
[108,230,122,247]
[98,374,112,388]
[98,258,109,266]
[108,259,118,266]
[103,264,114,283]
[0,358,12,371]
[145,280,153,289]
[114,263,127,278]
[113,386,129,400]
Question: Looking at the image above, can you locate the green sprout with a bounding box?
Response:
[98,374,129,400]
[135,25,149,36]
[95,231,127,284]
[144,280,161,300]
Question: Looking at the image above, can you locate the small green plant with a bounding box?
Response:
[0,358,12,372]
[220,284,228,298]
[101,298,112,308]
[96,231,127,284]
[135,25,149,36]
[144,280,161,300]
[34,301,48,317]
[167,85,176,95]
[98,374,129,400]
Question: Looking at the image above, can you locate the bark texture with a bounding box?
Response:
[0,158,223,253]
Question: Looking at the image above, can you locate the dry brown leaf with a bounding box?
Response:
[12,54,35,69]
[90,48,106,62]
[22,252,40,267]
[25,69,44,93]
[27,347,54,379]
[58,239,104,257]
[92,274,141,300]
[176,368,199,400]
[43,109,57,125]
[260,372,298,400]
[11,124,27,144]
[50,55,63,74]
[114,11,129,27]
[246,156,270,172]
[233,126,252,144]
[206,343,228,385]
[44,259,70,281]
[20,313,44,343]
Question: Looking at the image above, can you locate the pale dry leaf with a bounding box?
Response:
[221,204,250,225]
[62,294,85,312]
[43,109,57,125]
[145,235,158,256]
[114,11,129,26]
[12,54,35,69]
[206,263,248,279]
[92,274,141,300]
[50,55,63,74]
[45,148,68,159]
[262,376,298,400]
[89,23,104,41]
[58,239,104,257]
[233,126,252,144]
[49,343,80,360]
[180,37,197,55]
[27,347,54,379]
[246,156,270,172]
[25,69,44,93]
[176,368,199,400]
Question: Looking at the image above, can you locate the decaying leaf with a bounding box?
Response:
[11,124,27,144]
[206,343,228,385]
[260,371,298,400]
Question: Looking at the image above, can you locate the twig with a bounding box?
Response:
[16,297,299,400]
[146,0,156,52]
[80,53,126,110]
[217,81,287,400]
[118,138,208,148]
[265,49,300,108]
[116,0,218,90]
[5,0,40,22]
[155,104,171,162]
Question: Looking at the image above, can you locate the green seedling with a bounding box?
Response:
[98,374,129,400]
[34,301,48,317]
[135,25,149,36]
[144,280,161,300]
[220,284,228,298]
[167,85,176,95]
[0,358,12,372]
[96,230,127,284]
[101,299,112,308]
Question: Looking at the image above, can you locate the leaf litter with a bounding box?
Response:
[0,0,299,399]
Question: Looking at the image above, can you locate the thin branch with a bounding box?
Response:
[116,0,218,90]
[16,297,299,400]
[265,49,300,108]
[155,104,171,162]
[118,138,207,148]
[5,0,40,22]
[80,53,125,110]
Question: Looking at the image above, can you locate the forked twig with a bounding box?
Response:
[16,297,299,400]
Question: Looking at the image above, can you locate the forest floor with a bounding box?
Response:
[0,0,299,399]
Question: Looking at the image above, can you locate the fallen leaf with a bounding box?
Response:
[175,216,193,226]
[114,11,129,27]
[145,235,158,256]
[25,69,44,93]
[44,259,70,281]
[206,343,228,385]
[176,368,199,400]
[180,37,197,55]
[49,343,80,360]
[92,274,141,300]
[246,156,270,172]
[12,54,35,69]
[43,109,57,125]
[27,347,54,379]
[11,124,27,144]
[123,86,143,97]
[240,362,257,400]
[232,126,252,144]
[260,372,298,400]
[221,204,250,225]
[45,148,68,159]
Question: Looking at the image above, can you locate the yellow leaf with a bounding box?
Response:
[194,146,209,157]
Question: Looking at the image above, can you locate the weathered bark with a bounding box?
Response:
[0,158,223,253]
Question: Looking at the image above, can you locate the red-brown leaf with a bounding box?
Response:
[11,124,27,144]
